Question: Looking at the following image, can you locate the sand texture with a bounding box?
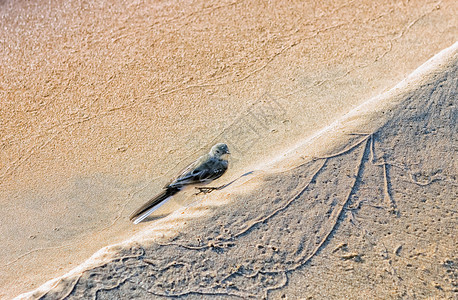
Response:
[1,0,457,299]
[18,44,457,299]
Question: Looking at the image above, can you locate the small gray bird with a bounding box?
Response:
[130,143,230,224]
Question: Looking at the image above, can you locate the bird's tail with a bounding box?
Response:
[129,187,180,224]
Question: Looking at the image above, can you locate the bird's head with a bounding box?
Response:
[209,143,230,158]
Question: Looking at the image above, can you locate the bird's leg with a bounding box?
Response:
[195,184,227,195]
[194,172,256,195]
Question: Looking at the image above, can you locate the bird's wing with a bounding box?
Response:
[168,156,228,188]
[165,154,207,187]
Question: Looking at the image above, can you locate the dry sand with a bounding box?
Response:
[0,0,457,299]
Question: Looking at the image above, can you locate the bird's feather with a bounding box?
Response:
[168,155,228,188]
[129,187,180,224]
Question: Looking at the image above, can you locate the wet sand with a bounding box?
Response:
[0,0,457,298]
[18,42,458,299]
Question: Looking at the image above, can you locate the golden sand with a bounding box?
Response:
[1,0,457,298]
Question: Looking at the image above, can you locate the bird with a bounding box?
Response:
[129,143,230,224]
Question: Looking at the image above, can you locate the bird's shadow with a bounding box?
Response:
[225,171,254,187]
[143,213,170,223]
[140,171,255,223]
[195,171,255,195]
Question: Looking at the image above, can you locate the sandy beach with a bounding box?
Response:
[0,0,457,299]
